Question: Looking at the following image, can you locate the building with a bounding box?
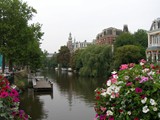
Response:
[146,18,160,62]
[95,27,123,45]
[67,33,92,53]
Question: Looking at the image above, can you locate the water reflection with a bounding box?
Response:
[20,70,106,120]
[20,89,48,120]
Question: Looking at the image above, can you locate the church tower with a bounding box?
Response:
[67,33,73,52]
[123,24,129,33]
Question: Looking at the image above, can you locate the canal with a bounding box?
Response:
[20,70,106,120]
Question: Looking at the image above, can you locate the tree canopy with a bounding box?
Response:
[70,45,113,77]
[0,0,44,71]
[114,32,135,48]
[57,46,70,68]
[113,45,145,69]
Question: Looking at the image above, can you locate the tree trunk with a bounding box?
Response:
[9,59,13,72]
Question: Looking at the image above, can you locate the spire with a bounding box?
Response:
[68,32,72,41]
[123,24,129,33]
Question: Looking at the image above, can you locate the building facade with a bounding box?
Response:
[95,27,123,45]
[67,33,92,53]
[146,18,160,62]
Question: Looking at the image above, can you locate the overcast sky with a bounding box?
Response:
[24,0,160,53]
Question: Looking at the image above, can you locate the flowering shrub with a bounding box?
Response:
[0,75,30,120]
[94,59,160,120]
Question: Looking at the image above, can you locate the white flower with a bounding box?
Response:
[124,76,129,80]
[150,99,157,106]
[107,110,113,116]
[111,71,117,75]
[125,90,130,95]
[107,80,111,86]
[110,92,115,98]
[140,62,144,66]
[130,88,135,91]
[112,74,118,79]
[142,68,150,73]
[142,105,149,113]
[141,97,147,104]
[106,87,112,95]
[101,91,107,97]
[115,86,121,93]
[153,107,158,111]
[147,71,155,75]
[110,84,116,90]
[111,107,114,111]
[127,111,131,115]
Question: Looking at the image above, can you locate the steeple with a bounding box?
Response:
[68,32,72,41]
[123,24,129,33]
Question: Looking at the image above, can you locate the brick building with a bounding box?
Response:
[95,27,123,45]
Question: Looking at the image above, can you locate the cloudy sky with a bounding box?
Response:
[24,0,160,53]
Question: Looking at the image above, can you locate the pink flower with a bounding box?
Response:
[140,59,146,63]
[115,93,119,98]
[100,114,106,120]
[94,114,99,120]
[120,64,128,70]
[13,97,20,102]
[135,87,143,93]
[111,78,117,84]
[139,77,149,83]
[129,63,135,68]
[126,82,132,86]
[100,106,107,112]
[10,89,19,97]
[140,59,146,65]
[0,91,9,98]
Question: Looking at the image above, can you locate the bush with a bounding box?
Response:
[94,59,160,120]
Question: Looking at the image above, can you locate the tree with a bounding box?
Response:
[114,33,135,48]
[0,0,43,72]
[113,45,145,69]
[57,46,70,68]
[134,29,148,48]
[70,49,83,71]
[71,45,113,77]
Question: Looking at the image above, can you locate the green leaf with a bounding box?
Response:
[0,101,3,108]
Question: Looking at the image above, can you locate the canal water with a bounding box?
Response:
[20,70,106,120]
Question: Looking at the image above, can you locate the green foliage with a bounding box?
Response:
[134,29,148,48]
[71,45,113,77]
[49,53,57,69]
[57,46,70,68]
[70,49,83,71]
[113,45,145,69]
[0,0,43,71]
[114,33,135,48]
[42,52,57,69]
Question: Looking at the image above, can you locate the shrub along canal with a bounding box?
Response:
[20,70,106,120]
